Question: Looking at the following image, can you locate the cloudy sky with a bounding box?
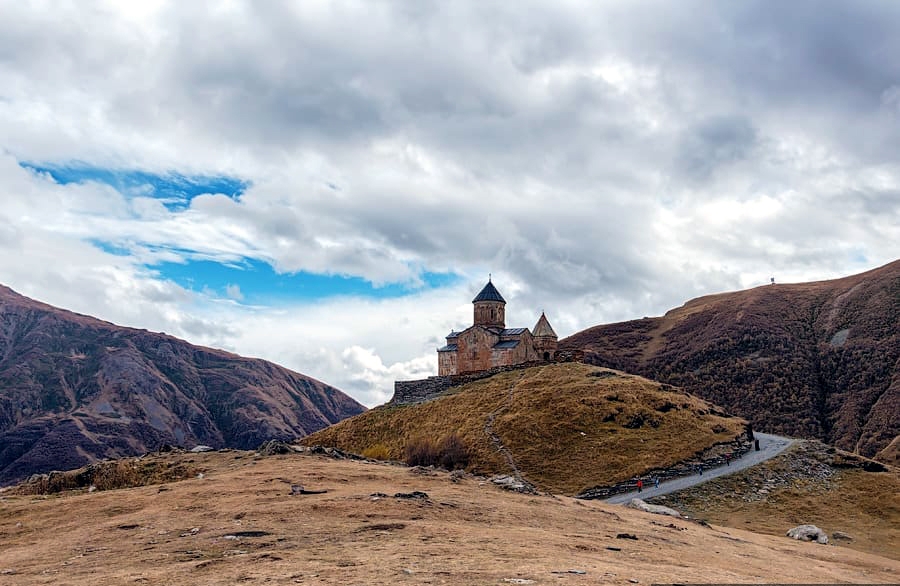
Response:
[2,1,898,406]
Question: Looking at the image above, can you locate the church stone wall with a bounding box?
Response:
[437,350,457,376]
[456,327,500,373]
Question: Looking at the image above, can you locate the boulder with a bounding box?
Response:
[627,498,683,518]
[786,524,828,544]
[190,445,214,453]
[257,440,295,455]
[831,530,853,541]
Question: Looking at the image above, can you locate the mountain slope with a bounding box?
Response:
[0,285,365,485]
[305,363,746,494]
[561,260,900,463]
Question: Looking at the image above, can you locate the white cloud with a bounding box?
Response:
[1,0,899,406]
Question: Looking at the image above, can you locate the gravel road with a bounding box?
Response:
[604,432,795,504]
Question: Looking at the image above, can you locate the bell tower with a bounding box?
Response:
[472,278,506,328]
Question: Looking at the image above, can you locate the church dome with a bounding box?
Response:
[472,280,506,304]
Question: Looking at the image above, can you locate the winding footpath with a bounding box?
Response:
[483,371,538,491]
[604,432,795,504]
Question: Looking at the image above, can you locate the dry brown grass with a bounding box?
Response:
[652,446,900,560]
[12,458,200,495]
[304,363,745,494]
[0,450,896,585]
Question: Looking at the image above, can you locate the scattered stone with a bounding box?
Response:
[489,474,536,493]
[409,466,436,475]
[449,469,465,483]
[551,569,587,575]
[402,568,415,575]
[88,485,97,493]
[116,524,140,530]
[228,531,271,538]
[628,579,640,583]
[627,498,683,518]
[605,546,622,551]
[290,485,327,495]
[257,440,295,456]
[616,533,638,540]
[302,445,366,460]
[832,530,854,541]
[356,523,406,532]
[503,579,535,584]
[179,527,201,537]
[190,445,214,453]
[394,491,429,500]
[196,473,205,479]
[786,524,828,544]
[1,569,17,575]
[370,492,388,499]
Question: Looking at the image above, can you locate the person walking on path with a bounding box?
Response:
[654,476,660,489]
[637,479,643,493]
[725,453,731,466]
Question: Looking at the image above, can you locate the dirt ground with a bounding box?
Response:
[1,450,897,585]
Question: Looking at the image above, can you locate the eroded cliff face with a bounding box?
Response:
[562,260,900,464]
[0,285,366,485]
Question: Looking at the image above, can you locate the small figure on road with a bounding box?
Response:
[725,453,731,466]
[697,464,703,475]
[755,439,760,451]
[637,479,643,493]
[654,476,660,489]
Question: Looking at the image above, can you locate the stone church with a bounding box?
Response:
[437,279,558,376]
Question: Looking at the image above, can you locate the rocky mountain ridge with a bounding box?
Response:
[561,259,900,464]
[0,285,366,485]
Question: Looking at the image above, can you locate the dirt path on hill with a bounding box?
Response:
[604,432,795,504]
[483,371,536,490]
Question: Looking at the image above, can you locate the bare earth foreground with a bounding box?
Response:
[1,451,897,585]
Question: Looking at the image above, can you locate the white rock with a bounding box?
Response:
[627,498,683,518]
[786,524,828,544]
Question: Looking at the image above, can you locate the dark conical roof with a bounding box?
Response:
[472,280,506,303]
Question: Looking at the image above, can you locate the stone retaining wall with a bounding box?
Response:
[389,350,583,406]
[575,431,754,500]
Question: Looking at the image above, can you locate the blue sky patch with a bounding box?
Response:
[22,163,247,211]
[152,258,460,303]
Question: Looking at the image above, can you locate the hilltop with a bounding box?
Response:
[561,259,900,464]
[0,285,365,486]
[0,449,896,584]
[304,363,746,495]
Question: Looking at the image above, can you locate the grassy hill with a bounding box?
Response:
[561,259,900,464]
[303,363,746,494]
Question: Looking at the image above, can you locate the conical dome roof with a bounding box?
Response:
[472,280,506,303]
[532,312,557,338]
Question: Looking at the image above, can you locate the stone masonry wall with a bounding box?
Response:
[389,349,584,406]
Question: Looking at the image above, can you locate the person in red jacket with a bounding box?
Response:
[637,478,643,493]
